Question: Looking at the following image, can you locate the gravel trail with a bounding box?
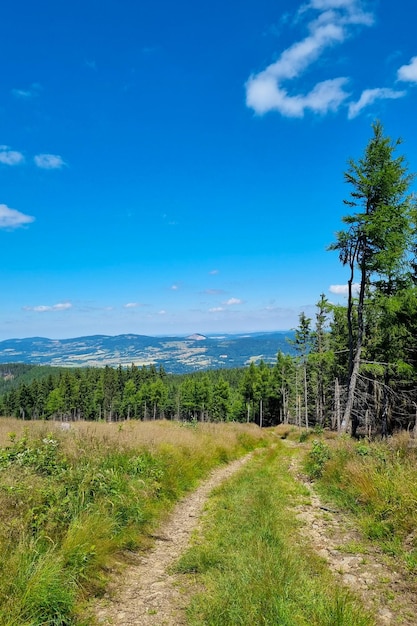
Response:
[93,453,254,625]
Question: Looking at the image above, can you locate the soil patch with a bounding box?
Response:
[288,452,417,626]
[91,453,254,625]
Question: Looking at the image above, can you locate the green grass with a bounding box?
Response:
[0,419,268,626]
[304,432,417,572]
[174,444,374,626]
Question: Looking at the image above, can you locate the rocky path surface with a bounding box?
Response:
[289,454,417,626]
[91,444,417,626]
[92,453,254,625]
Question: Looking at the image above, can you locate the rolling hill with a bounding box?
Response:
[0,331,295,373]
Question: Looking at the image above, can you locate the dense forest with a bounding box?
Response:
[1,122,417,436]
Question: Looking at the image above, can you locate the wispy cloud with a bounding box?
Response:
[34,153,66,169]
[124,302,143,308]
[209,269,219,275]
[329,283,360,295]
[209,307,224,313]
[0,146,25,165]
[85,59,97,70]
[348,87,406,119]
[170,284,179,291]
[23,302,72,313]
[0,145,68,170]
[224,297,243,306]
[203,289,226,295]
[397,56,417,83]
[162,213,178,226]
[0,204,34,229]
[246,0,373,117]
[246,1,415,119]
[12,83,41,99]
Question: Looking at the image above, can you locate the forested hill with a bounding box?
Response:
[0,331,295,373]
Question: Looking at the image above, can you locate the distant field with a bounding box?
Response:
[0,331,295,372]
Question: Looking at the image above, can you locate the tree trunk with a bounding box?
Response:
[334,378,340,432]
[343,252,366,436]
[303,364,308,429]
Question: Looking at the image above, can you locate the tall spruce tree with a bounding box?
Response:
[329,121,415,436]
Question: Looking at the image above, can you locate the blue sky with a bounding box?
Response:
[1,0,417,340]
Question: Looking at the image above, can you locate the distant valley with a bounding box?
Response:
[0,332,295,373]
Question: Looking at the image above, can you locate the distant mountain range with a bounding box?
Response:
[0,332,295,373]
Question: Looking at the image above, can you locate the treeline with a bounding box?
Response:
[0,360,283,425]
[0,284,416,432]
[1,122,417,436]
[0,363,65,394]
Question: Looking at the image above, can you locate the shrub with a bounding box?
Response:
[304,439,331,478]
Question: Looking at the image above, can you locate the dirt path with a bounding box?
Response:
[288,453,417,626]
[92,453,254,625]
[91,444,416,626]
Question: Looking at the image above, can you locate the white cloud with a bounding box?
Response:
[329,283,360,295]
[0,146,25,165]
[224,297,243,306]
[348,87,406,119]
[0,204,34,229]
[209,307,224,313]
[34,153,66,169]
[12,83,41,99]
[124,302,140,308]
[209,269,219,275]
[302,0,372,22]
[397,56,417,83]
[245,0,373,117]
[158,310,167,315]
[23,302,72,313]
[12,89,33,98]
[170,284,179,291]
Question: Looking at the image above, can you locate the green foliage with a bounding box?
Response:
[0,431,67,476]
[314,435,417,569]
[304,439,331,478]
[328,121,417,435]
[0,421,266,625]
[177,445,374,626]
[0,542,77,626]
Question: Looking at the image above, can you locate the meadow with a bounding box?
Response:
[304,431,417,574]
[175,443,375,626]
[1,418,416,625]
[0,418,267,625]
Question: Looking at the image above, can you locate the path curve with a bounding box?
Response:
[93,452,254,625]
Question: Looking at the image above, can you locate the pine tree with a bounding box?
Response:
[329,121,415,435]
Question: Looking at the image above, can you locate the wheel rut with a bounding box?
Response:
[92,453,254,625]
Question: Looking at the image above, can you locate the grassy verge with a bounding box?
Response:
[174,444,374,626]
[0,418,268,626]
[304,432,417,573]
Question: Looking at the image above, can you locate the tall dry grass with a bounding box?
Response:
[305,432,417,571]
[0,418,268,625]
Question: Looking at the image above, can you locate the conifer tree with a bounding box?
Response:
[330,121,415,435]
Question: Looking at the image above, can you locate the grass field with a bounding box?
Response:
[2,418,415,625]
[304,431,417,573]
[174,443,375,626]
[0,418,268,625]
